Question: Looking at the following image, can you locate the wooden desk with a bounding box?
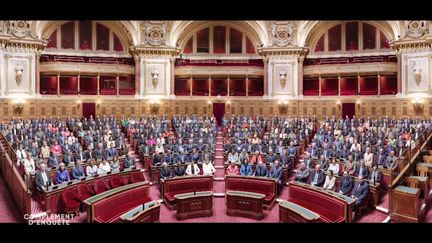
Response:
[120,201,161,223]
[175,191,213,220]
[368,182,381,207]
[391,186,422,223]
[406,176,430,199]
[226,190,265,220]
[279,200,320,223]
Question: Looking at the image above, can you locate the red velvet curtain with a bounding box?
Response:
[175,78,190,96]
[363,23,376,50]
[342,103,355,118]
[47,30,57,49]
[40,76,58,94]
[192,79,209,96]
[320,78,338,95]
[246,37,255,54]
[380,31,390,49]
[80,76,98,95]
[380,75,397,94]
[328,24,342,51]
[211,79,227,96]
[303,77,319,96]
[340,77,358,95]
[196,28,209,53]
[113,33,124,52]
[82,103,96,118]
[60,76,78,94]
[213,26,226,54]
[183,37,193,54]
[345,22,359,50]
[213,103,225,126]
[79,21,92,50]
[61,22,75,49]
[96,23,109,51]
[359,76,378,95]
[248,78,263,96]
[230,28,243,53]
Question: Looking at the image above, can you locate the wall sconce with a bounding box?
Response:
[12,98,25,115]
[97,100,102,108]
[150,99,161,114]
[278,100,288,113]
[356,100,361,108]
[77,100,82,108]
[208,100,212,107]
[227,101,231,108]
[412,98,424,115]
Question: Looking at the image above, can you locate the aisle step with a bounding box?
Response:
[213,193,225,197]
[214,177,225,181]
[215,165,224,169]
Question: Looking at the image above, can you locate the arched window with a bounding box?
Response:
[46,21,126,53]
[312,22,391,53]
[181,25,257,55]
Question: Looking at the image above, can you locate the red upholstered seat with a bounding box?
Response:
[77,184,95,201]
[109,176,126,189]
[130,172,145,184]
[61,190,81,215]
[94,180,110,194]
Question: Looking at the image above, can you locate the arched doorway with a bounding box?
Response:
[213,103,225,126]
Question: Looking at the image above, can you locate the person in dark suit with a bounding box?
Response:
[309,164,325,187]
[63,150,75,166]
[254,161,268,177]
[159,162,172,180]
[124,153,136,168]
[338,170,354,195]
[75,147,87,162]
[295,162,310,183]
[368,165,382,184]
[173,161,186,177]
[48,152,60,168]
[351,175,369,210]
[35,163,52,192]
[268,160,283,194]
[72,160,85,180]
[376,148,386,168]
[355,160,369,178]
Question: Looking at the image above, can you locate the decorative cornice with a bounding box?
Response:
[391,36,432,52]
[0,35,47,52]
[258,46,308,57]
[130,46,180,57]
[304,62,397,76]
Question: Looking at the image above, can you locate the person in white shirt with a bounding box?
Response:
[41,142,50,159]
[155,143,164,154]
[363,148,374,167]
[23,152,36,175]
[202,158,216,176]
[227,149,239,163]
[323,170,336,191]
[98,160,111,175]
[185,160,200,176]
[16,144,26,161]
[350,140,361,152]
[327,158,340,175]
[86,159,99,177]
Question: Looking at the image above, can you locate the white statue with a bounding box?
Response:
[413,61,422,86]
[279,71,287,89]
[151,67,159,89]
[15,62,24,86]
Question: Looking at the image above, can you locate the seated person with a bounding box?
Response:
[303,152,314,169]
[191,148,200,162]
[295,162,310,183]
[368,165,382,184]
[106,143,118,159]
[251,150,263,164]
[363,148,374,167]
[385,151,398,170]
[173,161,186,177]
[327,158,340,175]
[152,153,162,166]
[287,142,297,157]
[309,164,325,187]
[165,150,176,165]
[124,152,136,168]
[226,161,239,175]
[268,160,283,194]
[254,161,268,177]
[240,159,253,176]
[75,147,87,162]
[279,149,291,168]
[185,160,200,176]
[202,158,216,176]
[238,148,249,164]
[110,157,120,173]
[351,175,369,212]
[35,163,52,191]
[98,160,112,175]
[72,159,85,180]
[23,152,36,176]
[93,143,105,161]
[323,170,336,191]
[62,150,75,166]
[48,152,60,168]
[376,148,387,168]
[344,155,357,175]
[338,170,354,196]
[266,149,276,164]
[317,155,329,171]
[355,160,369,178]
[227,148,239,164]
[56,163,70,184]
[155,142,164,154]
[160,162,172,180]
[41,142,50,159]
[86,159,99,177]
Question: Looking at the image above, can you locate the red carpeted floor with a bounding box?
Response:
[0,175,25,223]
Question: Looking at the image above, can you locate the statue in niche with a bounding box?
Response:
[151,67,159,89]
[279,71,287,89]
[14,62,24,86]
[413,61,422,86]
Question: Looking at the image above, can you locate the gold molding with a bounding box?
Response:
[258,46,308,57]
[130,46,180,57]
